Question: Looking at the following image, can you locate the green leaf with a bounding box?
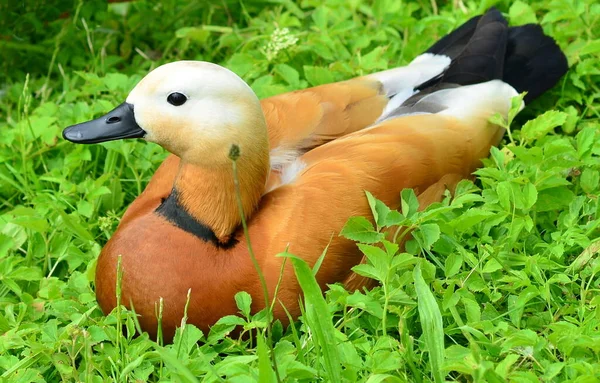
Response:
[451,190,484,207]
[414,223,440,250]
[340,216,384,243]
[10,267,43,281]
[77,200,94,218]
[52,354,73,375]
[365,190,393,229]
[365,374,404,383]
[120,353,152,380]
[313,241,330,276]
[303,65,334,86]
[543,363,565,380]
[154,348,199,383]
[496,181,512,210]
[522,183,538,209]
[521,110,567,143]
[482,258,503,273]
[384,210,405,227]
[57,211,94,241]
[310,43,335,61]
[352,263,381,281]
[2,277,22,295]
[102,73,130,91]
[175,27,210,43]
[445,253,463,277]
[86,185,111,200]
[101,178,124,212]
[359,47,387,71]
[257,331,276,383]
[234,291,252,318]
[346,291,384,318]
[365,190,379,226]
[274,64,300,87]
[508,286,539,328]
[9,207,48,233]
[508,93,527,124]
[357,244,389,283]
[562,105,579,133]
[576,126,597,159]
[535,187,575,212]
[509,1,537,24]
[495,354,521,378]
[414,264,445,383]
[311,7,329,30]
[251,75,287,98]
[490,146,506,170]
[567,240,600,273]
[451,209,495,230]
[580,168,599,193]
[400,188,419,219]
[461,296,481,323]
[0,233,14,256]
[501,329,538,352]
[581,39,600,56]
[214,315,246,327]
[488,112,507,129]
[226,53,256,78]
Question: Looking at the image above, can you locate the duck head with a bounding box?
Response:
[63,61,269,167]
[64,61,271,241]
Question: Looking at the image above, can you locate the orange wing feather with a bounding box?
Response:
[263,78,387,151]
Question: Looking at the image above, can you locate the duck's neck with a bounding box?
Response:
[172,150,269,244]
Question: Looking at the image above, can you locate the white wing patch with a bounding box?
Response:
[279,158,308,186]
[270,146,300,171]
[367,53,451,96]
[268,146,308,191]
[366,53,451,124]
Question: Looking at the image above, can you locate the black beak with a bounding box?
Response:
[62,102,146,144]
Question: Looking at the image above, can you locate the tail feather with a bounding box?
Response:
[425,14,482,59]
[415,8,508,91]
[402,8,566,117]
[373,7,568,125]
[439,8,508,85]
[503,24,569,103]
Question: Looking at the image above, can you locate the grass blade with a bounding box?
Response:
[414,263,445,383]
[154,348,200,383]
[257,330,276,383]
[280,252,342,382]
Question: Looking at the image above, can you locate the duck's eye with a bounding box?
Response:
[167,92,187,106]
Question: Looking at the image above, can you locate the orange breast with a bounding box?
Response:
[96,197,366,341]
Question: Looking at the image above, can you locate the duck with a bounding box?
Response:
[63,8,568,341]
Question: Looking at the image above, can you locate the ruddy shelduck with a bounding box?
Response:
[63,9,567,341]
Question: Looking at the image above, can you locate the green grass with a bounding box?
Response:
[1,0,600,381]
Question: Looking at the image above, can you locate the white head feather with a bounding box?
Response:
[125,61,268,166]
